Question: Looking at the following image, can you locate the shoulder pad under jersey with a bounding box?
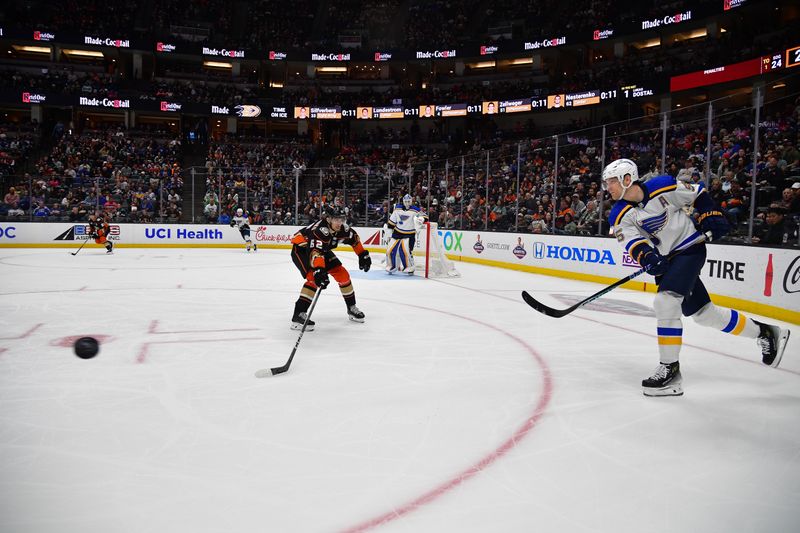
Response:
[608,200,635,227]
[644,175,678,198]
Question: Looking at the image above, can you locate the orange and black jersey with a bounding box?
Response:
[291,219,366,268]
[89,219,109,237]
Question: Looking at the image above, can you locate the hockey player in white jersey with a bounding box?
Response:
[230,208,256,252]
[385,194,428,274]
[603,158,790,397]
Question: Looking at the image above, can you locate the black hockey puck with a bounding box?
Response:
[74,337,99,359]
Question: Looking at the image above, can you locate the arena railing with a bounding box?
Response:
[2,86,797,248]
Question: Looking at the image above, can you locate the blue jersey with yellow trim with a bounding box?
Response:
[387,204,427,239]
[608,175,705,260]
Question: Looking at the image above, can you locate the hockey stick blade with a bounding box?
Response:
[521,267,644,318]
[70,238,91,256]
[254,364,292,378]
[254,289,323,378]
[521,290,580,318]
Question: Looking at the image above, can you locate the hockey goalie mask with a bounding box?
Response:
[601,158,639,195]
[402,194,413,209]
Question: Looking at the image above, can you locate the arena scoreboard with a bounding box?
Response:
[412,104,468,117]
[670,44,798,92]
[786,45,800,69]
[294,106,342,119]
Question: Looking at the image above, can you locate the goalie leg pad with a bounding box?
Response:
[386,238,411,272]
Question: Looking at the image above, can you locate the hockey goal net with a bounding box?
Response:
[414,222,460,278]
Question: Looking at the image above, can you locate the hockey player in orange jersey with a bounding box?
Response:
[289,205,371,330]
[88,213,114,254]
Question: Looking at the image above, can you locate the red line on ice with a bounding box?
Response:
[147,319,257,335]
[0,323,43,340]
[136,337,265,363]
[341,302,553,533]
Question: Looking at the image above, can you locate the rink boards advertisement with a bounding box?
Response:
[439,229,798,322]
[1,222,797,322]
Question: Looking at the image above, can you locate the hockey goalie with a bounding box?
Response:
[385,194,428,274]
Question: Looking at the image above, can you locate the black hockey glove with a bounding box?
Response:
[229,220,236,227]
[358,251,371,272]
[640,249,669,277]
[313,267,330,289]
[698,211,729,242]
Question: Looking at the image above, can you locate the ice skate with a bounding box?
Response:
[755,321,790,368]
[642,362,683,397]
[347,305,365,323]
[290,312,315,331]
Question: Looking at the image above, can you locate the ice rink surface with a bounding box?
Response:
[0,247,798,533]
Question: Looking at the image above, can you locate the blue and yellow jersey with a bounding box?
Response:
[387,205,427,239]
[608,175,707,261]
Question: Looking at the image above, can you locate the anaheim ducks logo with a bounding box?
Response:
[235,105,261,118]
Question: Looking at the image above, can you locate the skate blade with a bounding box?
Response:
[348,316,365,323]
[643,385,684,397]
[768,329,791,368]
[290,323,315,331]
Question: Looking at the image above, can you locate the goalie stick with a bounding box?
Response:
[255,287,322,378]
[522,231,711,318]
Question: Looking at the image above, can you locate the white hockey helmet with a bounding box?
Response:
[601,158,639,193]
[236,208,243,216]
[402,194,413,209]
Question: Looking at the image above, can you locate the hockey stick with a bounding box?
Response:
[521,231,711,318]
[255,287,322,378]
[70,238,91,256]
